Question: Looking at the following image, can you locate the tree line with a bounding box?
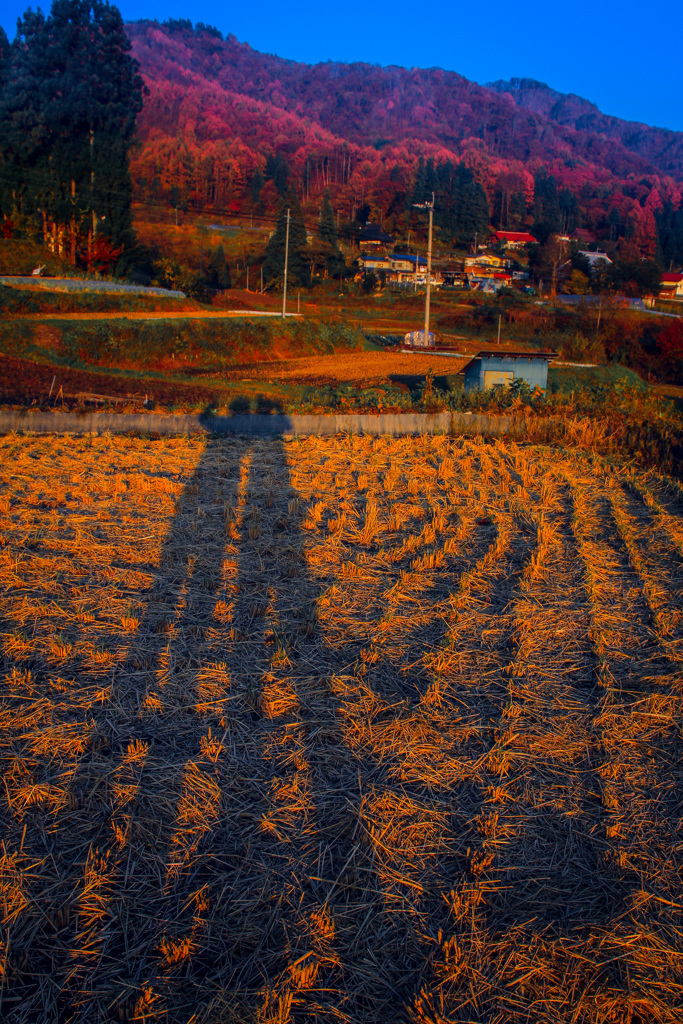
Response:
[0,0,144,273]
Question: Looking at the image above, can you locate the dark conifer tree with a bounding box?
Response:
[317,187,345,277]
[424,157,438,197]
[208,243,231,289]
[655,202,683,268]
[250,168,265,208]
[0,27,9,88]
[262,190,310,287]
[509,190,528,229]
[449,163,489,245]
[411,156,427,206]
[318,188,337,248]
[0,0,144,265]
[532,169,562,240]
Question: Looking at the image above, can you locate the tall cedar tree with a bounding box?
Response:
[431,162,489,246]
[250,168,265,209]
[0,0,144,263]
[208,243,231,289]
[0,28,9,88]
[532,169,562,242]
[263,190,310,287]
[317,187,345,276]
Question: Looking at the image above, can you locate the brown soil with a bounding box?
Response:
[0,354,224,410]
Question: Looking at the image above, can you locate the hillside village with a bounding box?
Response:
[348,222,679,303]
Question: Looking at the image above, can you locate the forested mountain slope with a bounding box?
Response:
[125,20,683,259]
[488,78,683,180]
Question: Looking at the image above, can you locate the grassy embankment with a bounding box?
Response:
[1,229,681,474]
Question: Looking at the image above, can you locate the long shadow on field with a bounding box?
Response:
[0,436,245,1022]
[1,440,656,1024]
[179,438,450,1022]
[1,435,447,1024]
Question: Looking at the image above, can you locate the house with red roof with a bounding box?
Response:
[570,228,597,245]
[659,272,683,300]
[493,230,537,247]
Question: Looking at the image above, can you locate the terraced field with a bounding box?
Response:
[0,433,682,1023]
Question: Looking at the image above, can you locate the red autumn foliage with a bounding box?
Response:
[125,21,683,253]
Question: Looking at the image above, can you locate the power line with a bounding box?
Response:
[0,169,478,263]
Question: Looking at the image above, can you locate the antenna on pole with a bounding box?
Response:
[282,207,290,319]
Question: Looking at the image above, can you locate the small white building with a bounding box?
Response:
[578,251,612,271]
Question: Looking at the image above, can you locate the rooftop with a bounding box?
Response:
[494,230,537,243]
[391,253,427,265]
[459,349,557,374]
[359,223,394,243]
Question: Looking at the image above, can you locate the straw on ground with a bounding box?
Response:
[0,433,682,1023]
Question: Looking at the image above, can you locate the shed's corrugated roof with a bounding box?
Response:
[459,349,557,373]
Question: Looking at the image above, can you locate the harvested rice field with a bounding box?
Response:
[1,432,682,1024]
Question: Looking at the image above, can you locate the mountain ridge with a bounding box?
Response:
[486,78,683,178]
[127,21,683,182]
[125,21,683,261]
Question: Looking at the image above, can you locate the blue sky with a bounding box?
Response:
[2,0,679,132]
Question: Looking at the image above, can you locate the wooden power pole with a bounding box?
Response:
[282,208,290,319]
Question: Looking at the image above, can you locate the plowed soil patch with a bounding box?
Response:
[0,354,223,409]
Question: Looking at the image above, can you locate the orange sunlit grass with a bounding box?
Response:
[1,433,682,1023]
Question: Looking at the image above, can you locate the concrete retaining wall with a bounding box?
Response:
[0,409,524,438]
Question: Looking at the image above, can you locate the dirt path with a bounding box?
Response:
[4,310,302,321]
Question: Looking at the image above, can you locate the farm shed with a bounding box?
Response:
[460,349,557,392]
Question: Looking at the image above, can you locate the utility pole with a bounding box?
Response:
[412,193,435,345]
[282,207,290,319]
[497,314,501,346]
[297,289,300,314]
[246,264,249,291]
[261,266,264,294]
[424,194,434,347]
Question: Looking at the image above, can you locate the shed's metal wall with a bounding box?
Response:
[464,356,549,392]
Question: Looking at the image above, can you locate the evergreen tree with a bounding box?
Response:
[318,188,337,247]
[559,187,577,234]
[0,27,9,90]
[656,201,683,268]
[509,190,527,229]
[451,163,489,245]
[265,153,289,197]
[262,190,310,287]
[532,169,562,241]
[0,0,144,263]
[317,188,345,277]
[208,243,231,289]
[424,157,438,197]
[430,160,489,245]
[411,156,427,206]
[250,168,265,208]
[389,163,402,184]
